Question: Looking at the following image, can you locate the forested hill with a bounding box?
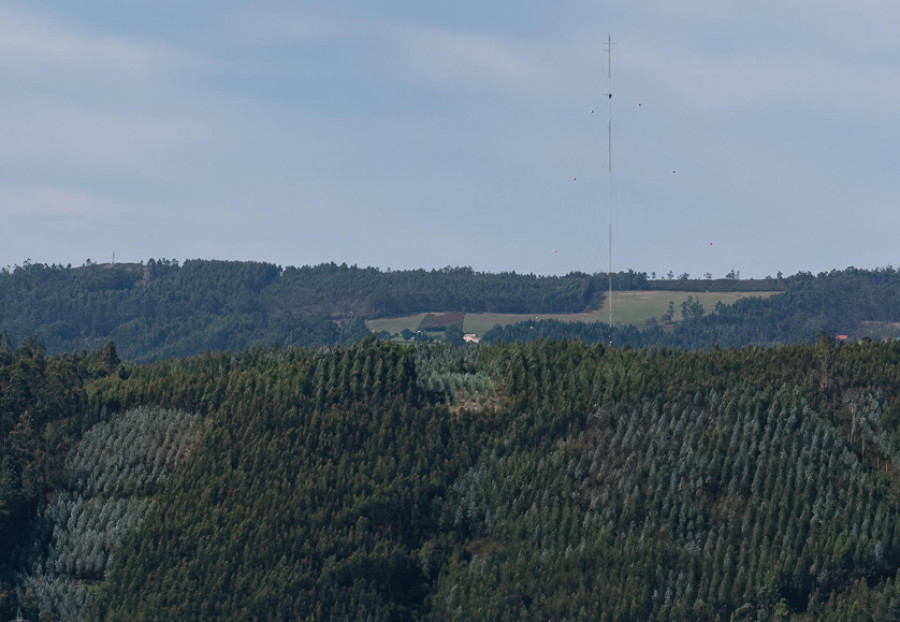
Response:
[3,261,900,361]
[0,260,604,361]
[485,267,900,348]
[3,338,900,619]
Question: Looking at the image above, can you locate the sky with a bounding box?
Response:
[2,1,899,279]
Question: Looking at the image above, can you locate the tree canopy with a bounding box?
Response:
[3,337,900,619]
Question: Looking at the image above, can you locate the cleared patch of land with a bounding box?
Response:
[596,290,779,326]
[858,321,900,340]
[367,313,429,335]
[419,312,465,332]
[366,290,780,337]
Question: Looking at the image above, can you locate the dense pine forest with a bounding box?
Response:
[3,260,900,362]
[3,334,900,620]
[0,260,604,361]
[485,267,900,348]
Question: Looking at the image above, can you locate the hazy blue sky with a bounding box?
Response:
[2,1,899,278]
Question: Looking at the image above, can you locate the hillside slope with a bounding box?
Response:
[485,267,900,347]
[5,338,900,619]
[3,261,900,360]
[0,261,602,361]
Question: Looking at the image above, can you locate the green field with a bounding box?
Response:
[366,290,780,337]
[366,313,430,335]
[597,290,779,326]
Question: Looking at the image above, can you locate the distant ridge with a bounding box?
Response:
[0,260,602,360]
[1,260,898,359]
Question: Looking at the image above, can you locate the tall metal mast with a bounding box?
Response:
[605,35,614,344]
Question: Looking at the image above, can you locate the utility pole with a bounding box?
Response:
[605,34,615,345]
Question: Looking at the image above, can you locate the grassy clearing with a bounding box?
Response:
[597,290,779,326]
[858,321,900,340]
[367,313,429,335]
[419,312,465,331]
[365,290,781,337]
